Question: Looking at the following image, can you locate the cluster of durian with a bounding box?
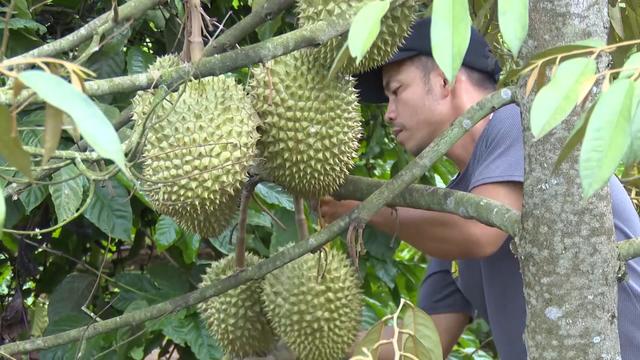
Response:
[297,0,417,74]
[129,0,417,358]
[198,248,363,360]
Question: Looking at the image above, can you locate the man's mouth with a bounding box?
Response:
[392,128,402,138]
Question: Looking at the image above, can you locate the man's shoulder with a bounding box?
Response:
[486,103,522,135]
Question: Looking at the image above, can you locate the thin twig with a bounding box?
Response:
[252,193,286,229]
[0,0,16,59]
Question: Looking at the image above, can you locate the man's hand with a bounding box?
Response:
[318,196,361,224]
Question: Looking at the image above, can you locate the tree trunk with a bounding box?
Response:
[517,1,620,359]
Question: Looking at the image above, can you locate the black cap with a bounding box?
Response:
[355,17,501,103]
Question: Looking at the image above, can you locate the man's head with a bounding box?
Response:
[356,18,500,155]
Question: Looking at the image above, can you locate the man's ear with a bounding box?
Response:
[430,68,452,99]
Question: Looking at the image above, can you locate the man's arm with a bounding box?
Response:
[352,312,469,359]
[320,182,522,259]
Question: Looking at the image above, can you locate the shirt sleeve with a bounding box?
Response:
[469,104,525,190]
[418,258,474,316]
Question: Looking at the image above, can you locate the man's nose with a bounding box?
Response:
[384,102,396,123]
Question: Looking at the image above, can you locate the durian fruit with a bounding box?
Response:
[297,0,417,74]
[198,253,278,358]
[261,248,363,360]
[249,50,361,198]
[132,55,259,237]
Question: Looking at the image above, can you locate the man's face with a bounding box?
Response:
[381,57,452,156]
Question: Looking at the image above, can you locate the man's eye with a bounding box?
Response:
[392,86,400,95]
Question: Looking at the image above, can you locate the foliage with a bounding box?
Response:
[1,0,638,359]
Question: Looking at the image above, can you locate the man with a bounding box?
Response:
[320,18,640,359]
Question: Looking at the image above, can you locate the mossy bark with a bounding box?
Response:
[516,1,620,358]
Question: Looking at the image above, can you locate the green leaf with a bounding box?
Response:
[255,183,294,210]
[160,313,223,359]
[0,183,4,237]
[247,209,271,228]
[113,272,162,311]
[16,71,128,175]
[49,165,85,223]
[1,18,47,34]
[498,0,528,56]
[363,226,398,259]
[154,215,179,251]
[530,57,597,138]
[554,103,594,172]
[625,83,640,164]
[402,303,442,360]
[619,52,640,79]
[176,231,201,264]
[83,180,133,241]
[40,314,93,360]
[19,184,48,213]
[147,261,191,296]
[269,208,297,255]
[0,105,32,179]
[529,39,605,62]
[347,0,391,65]
[580,78,635,198]
[14,0,31,19]
[47,273,95,323]
[209,223,236,255]
[126,46,156,75]
[351,319,385,358]
[431,0,472,84]
[256,13,283,41]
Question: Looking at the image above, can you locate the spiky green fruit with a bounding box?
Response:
[132,58,259,237]
[297,0,417,74]
[198,253,277,358]
[249,50,361,198]
[261,248,363,360]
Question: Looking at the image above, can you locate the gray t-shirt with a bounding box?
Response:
[418,104,640,359]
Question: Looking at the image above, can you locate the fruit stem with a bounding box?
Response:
[294,196,308,242]
[235,176,261,269]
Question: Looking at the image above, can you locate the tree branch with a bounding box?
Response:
[0,6,351,104]
[8,0,165,61]
[334,175,521,237]
[618,238,640,262]
[0,87,514,356]
[202,0,296,57]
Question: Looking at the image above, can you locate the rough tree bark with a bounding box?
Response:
[516,1,620,359]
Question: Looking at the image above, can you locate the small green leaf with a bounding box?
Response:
[49,165,85,223]
[19,184,48,214]
[48,273,95,322]
[553,103,594,172]
[17,70,128,176]
[351,319,385,358]
[498,0,528,56]
[625,83,640,164]
[402,303,442,360]
[269,208,297,255]
[0,105,32,179]
[1,18,47,34]
[154,215,179,251]
[255,183,294,210]
[42,104,63,165]
[176,231,201,264]
[619,52,640,79]
[126,46,156,75]
[248,209,271,228]
[347,0,391,65]
[431,0,472,84]
[83,180,133,241]
[530,57,597,138]
[580,78,634,198]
